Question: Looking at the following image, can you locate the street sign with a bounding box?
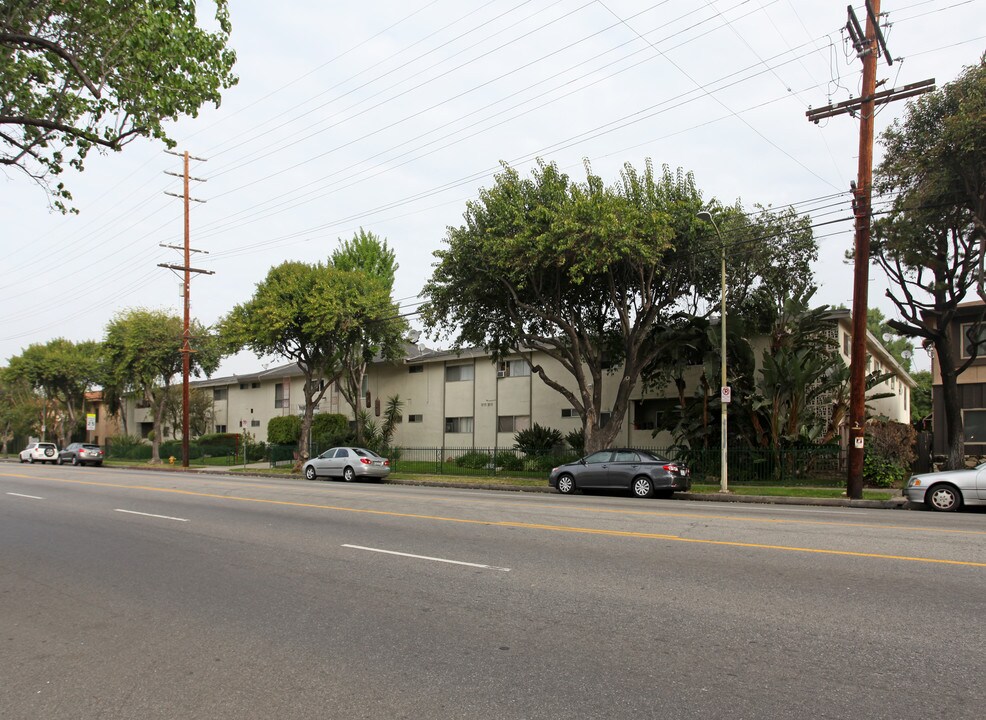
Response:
[721,386,731,403]
[854,436,864,449]
[86,413,96,431]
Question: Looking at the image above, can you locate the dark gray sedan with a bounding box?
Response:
[548,448,691,498]
[905,463,986,511]
[302,446,391,482]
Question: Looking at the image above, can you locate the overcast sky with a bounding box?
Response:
[2,0,982,376]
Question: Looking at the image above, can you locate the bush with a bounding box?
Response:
[455,451,492,469]
[514,423,564,455]
[565,428,585,454]
[196,432,241,449]
[312,413,351,448]
[494,451,524,471]
[268,415,302,446]
[863,420,916,487]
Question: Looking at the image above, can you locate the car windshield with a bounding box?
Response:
[354,448,382,458]
[638,450,669,463]
[82,444,100,450]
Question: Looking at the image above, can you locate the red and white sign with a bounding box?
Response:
[721,386,731,403]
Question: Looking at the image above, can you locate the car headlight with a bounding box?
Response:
[907,477,921,487]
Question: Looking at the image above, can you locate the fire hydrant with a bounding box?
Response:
[169,456,176,465]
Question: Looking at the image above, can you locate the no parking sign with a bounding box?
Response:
[721,386,731,403]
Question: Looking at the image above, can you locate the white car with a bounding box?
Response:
[20,442,59,464]
[905,463,986,512]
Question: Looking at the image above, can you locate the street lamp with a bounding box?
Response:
[697,211,728,493]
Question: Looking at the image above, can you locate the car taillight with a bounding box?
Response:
[383,459,390,466]
[663,464,679,472]
[360,457,372,465]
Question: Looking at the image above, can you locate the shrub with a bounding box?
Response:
[514,423,564,455]
[196,432,241,449]
[312,413,350,448]
[455,451,492,469]
[565,428,585,454]
[863,420,917,487]
[863,453,905,487]
[494,451,524,471]
[268,415,302,445]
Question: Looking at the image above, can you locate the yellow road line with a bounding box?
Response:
[4,472,986,568]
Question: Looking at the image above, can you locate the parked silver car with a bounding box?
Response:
[19,442,59,464]
[905,464,986,511]
[302,447,391,482]
[58,442,105,466]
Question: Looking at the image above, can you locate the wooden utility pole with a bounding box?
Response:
[806,1,933,499]
[160,151,212,468]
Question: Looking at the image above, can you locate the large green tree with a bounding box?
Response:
[104,309,221,462]
[423,160,713,454]
[5,337,102,446]
[219,261,385,465]
[872,57,986,469]
[1,0,237,210]
[330,229,408,443]
[0,369,41,453]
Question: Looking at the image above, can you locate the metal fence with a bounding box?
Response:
[105,440,241,466]
[266,444,846,486]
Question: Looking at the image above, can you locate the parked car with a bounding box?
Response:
[58,442,105,467]
[19,442,59,464]
[549,448,691,498]
[302,447,391,482]
[904,464,986,512]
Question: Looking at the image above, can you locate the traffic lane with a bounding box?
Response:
[5,466,986,568]
[3,485,984,720]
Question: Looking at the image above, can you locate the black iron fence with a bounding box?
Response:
[266,444,846,486]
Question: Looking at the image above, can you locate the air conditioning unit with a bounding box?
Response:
[496,370,506,378]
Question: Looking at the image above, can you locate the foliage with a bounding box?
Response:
[104,308,222,462]
[513,423,564,456]
[267,415,302,446]
[311,413,350,449]
[377,395,404,454]
[423,160,707,454]
[455,450,492,470]
[4,337,102,446]
[0,370,43,452]
[910,370,933,425]
[219,260,394,464]
[196,432,241,449]
[161,386,214,439]
[866,308,914,372]
[330,230,408,444]
[564,428,585,454]
[0,0,237,211]
[873,57,986,469]
[493,451,524,471]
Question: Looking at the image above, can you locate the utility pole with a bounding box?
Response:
[806,1,933,499]
[160,150,212,468]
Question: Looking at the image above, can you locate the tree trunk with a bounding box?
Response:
[150,388,165,463]
[295,382,317,471]
[937,339,966,470]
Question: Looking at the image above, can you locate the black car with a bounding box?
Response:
[548,448,691,498]
[58,442,105,466]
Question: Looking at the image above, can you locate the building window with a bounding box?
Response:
[963,409,986,443]
[408,365,424,374]
[961,322,986,358]
[497,359,531,378]
[597,412,612,427]
[252,382,260,389]
[274,382,289,409]
[445,364,474,382]
[843,332,851,356]
[497,415,531,433]
[561,408,578,418]
[213,388,227,401]
[251,419,261,427]
[445,416,473,433]
[239,383,247,390]
[216,424,227,433]
[408,414,423,423]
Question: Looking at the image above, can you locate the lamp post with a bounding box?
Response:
[698,211,728,493]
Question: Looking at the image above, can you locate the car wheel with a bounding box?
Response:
[58,456,65,465]
[555,473,576,494]
[926,483,962,512]
[304,465,317,481]
[632,476,655,498]
[95,462,103,467]
[29,456,34,464]
[72,456,79,466]
[20,456,26,463]
[343,466,356,482]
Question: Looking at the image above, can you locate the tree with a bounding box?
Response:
[910,370,933,426]
[872,59,986,469]
[424,160,711,454]
[1,1,237,210]
[0,369,41,453]
[219,261,377,466]
[866,308,913,372]
[162,386,214,439]
[5,337,102,447]
[104,309,221,462]
[330,230,408,444]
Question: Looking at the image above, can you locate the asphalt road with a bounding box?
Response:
[2,464,984,719]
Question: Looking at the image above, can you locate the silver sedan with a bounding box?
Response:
[302,446,391,482]
[904,463,986,512]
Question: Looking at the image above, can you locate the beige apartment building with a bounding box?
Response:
[119,311,915,450]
